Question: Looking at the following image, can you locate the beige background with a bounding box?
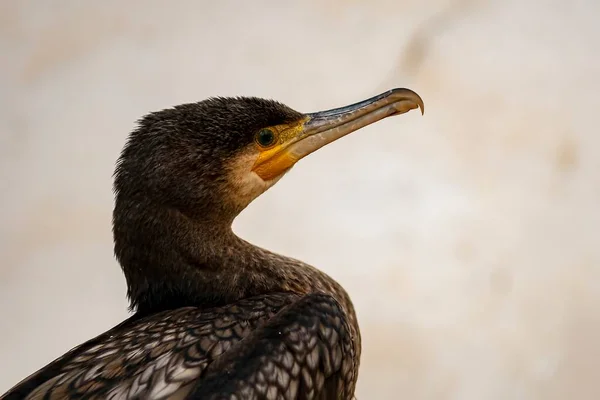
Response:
[2,0,600,398]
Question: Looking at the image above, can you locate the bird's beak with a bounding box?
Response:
[252,88,424,181]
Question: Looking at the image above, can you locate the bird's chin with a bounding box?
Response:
[228,160,292,213]
[252,168,291,191]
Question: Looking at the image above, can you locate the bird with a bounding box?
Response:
[1,88,424,400]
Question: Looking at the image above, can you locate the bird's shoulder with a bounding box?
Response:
[2,291,356,400]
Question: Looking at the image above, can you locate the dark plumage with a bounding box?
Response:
[2,88,423,400]
[113,97,306,314]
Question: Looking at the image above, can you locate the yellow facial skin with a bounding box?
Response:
[251,118,308,181]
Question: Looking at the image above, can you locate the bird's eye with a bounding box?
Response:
[255,129,276,147]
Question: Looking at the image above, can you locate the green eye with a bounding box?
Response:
[256,128,276,147]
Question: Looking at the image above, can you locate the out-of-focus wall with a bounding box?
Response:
[1,0,599,398]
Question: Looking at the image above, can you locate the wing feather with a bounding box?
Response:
[1,292,357,400]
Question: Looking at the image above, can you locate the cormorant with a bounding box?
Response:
[1,88,424,400]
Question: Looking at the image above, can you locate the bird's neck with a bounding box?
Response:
[113,197,331,316]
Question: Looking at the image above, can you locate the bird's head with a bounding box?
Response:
[114,89,424,224]
[112,88,424,311]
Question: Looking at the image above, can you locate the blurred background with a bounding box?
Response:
[1,0,599,398]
